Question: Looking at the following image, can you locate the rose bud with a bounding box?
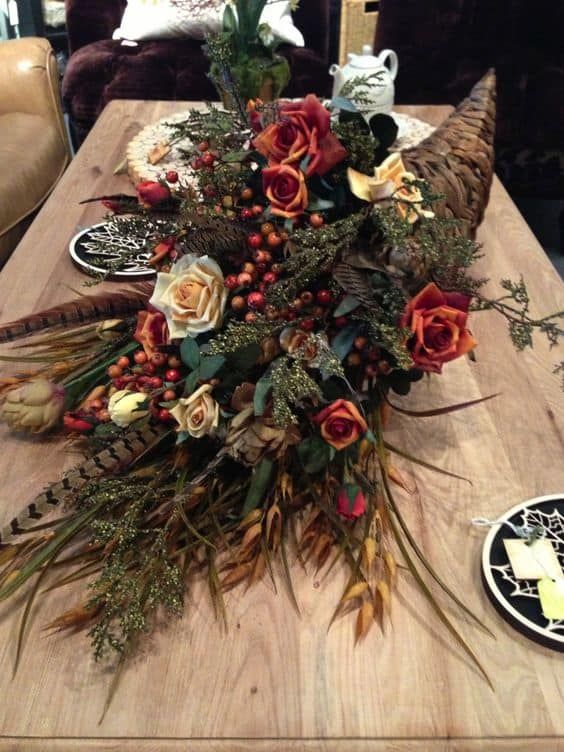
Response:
[336,484,367,519]
[0,379,65,434]
[136,180,171,208]
[108,390,150,428]
[63,413,95,433]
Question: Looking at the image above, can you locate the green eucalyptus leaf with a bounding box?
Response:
[242,457,274,516]
[180,336,201,370]
[199,354,226,379]
[183,369,200,396]
[297,435,335,474]
[253,373,272,416]
[331,323,360,360]
[333,294,361,317]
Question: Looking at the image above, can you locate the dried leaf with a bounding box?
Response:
[310,533,333,571]
[376,579,391,614]
[249,551,266,585]
[221,562,253,590]
[239,522,262,554]
[238,509,263,530]
[362,537,377,570]
[148,141,171,165]
[356,600,374,643]
[280,471,293,501]
[44,602,101,632]
[388,465,416,494]
[341,581,368,602]
[384,551,397,584]
[265,504,282,552]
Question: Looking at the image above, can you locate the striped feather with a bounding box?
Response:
[0,423,168,547]
[0,284,153,344]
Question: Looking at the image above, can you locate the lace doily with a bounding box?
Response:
[126,110,436,187]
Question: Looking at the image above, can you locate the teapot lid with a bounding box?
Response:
[347,44,380,69]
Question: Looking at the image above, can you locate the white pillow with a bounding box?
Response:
[113,0,304,47]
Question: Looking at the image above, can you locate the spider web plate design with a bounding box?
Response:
[69,223,156,281]
[481,494,564,651]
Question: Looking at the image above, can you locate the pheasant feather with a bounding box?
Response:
[0,284,153,344]
[0,423,168,547]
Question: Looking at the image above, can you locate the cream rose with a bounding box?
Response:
[170,384,219,439]
[149,254,227,339]
[108,390,149,428]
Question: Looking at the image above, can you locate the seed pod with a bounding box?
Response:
[342,581,368,602]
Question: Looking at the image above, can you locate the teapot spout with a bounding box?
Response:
[329,63,344,98]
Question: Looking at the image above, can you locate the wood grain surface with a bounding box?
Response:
[0,100,562,751]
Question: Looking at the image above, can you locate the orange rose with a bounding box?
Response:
[262,163,308,219]
[312,399,368,451]
[133,309,169,358]
[253,94,347,177]
[400,282,477,373]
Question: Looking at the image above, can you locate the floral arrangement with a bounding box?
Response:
[0,82,562,717]
[205,0,299,104]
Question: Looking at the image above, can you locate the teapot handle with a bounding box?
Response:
[378,49,398,81]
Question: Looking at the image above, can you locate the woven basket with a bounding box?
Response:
[402,70,497,238]
[339,0,380,65]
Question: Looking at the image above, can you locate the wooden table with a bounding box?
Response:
[0,101,562,752]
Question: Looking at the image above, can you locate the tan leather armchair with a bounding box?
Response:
[0,38,71,267]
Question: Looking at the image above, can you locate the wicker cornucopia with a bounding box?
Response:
[402,69,496,238]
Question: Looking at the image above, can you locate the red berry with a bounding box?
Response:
[240,187,253,201]
[117,355,130,369]
[261,222,275,236]
[113,377,126,389]
[165,368,181,382]
[166,170,179,183]
[255,262,267,275]
[242,262,256,275]
[300,291,314,305]
[158,408,173,422]
[203,184,217,198]
[225,274,239,290]
[151,352,167,367]
[237,271,253,286]
[231,295,246,311]
[316,289,332,306]
[247,291,266,311]
[197,141,209,152]
[267,232,282,247]
[163,389,177,401]
[309,213,324,228]
[335,316,348,328]
[365,364,378,378]
[192,157,204,170]
[143,362,156,375]
[245,312,257,323]
[247,233,262,249]
[107,364,122,378]
[251,204,264,216]
[202,152,215,167]
[167,355,181,368]
[150,377,163,389]
[263,271,278,285]
[301,318,315,331]
[133,350,148,365]
[253,250,268,263]
[240,208,253,220]
[354,337,368,351]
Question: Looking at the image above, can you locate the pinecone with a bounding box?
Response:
[379,239,427,285]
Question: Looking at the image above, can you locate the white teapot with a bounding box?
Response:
[329,45,398,119]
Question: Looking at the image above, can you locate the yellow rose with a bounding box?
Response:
[149,254,227,339]
[108,390,149,428]
[170,384,219,439]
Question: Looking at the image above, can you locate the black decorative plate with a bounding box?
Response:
[69,223,156,280]
[481,494,564,651]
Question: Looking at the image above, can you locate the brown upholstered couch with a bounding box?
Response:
[62,0,332,145]
[374,0,564,199]
[0,37,71,266]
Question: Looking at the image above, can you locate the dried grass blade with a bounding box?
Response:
[385,392,499,418]
[384,441,472,484]
[380,467,494,637]
[386,501,493,689]
[14,548,59,675]
[355,600,374,643]
[279,531,300,615]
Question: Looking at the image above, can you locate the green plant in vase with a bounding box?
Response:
[206,0,295,107]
